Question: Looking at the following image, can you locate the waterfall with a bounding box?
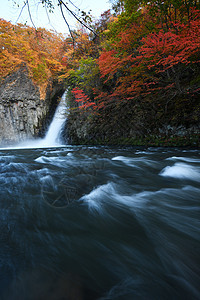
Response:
[42,92,67,147]
[1,92,68,149]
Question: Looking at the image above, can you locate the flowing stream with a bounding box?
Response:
[0,97,199,299]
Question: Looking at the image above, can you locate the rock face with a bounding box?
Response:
[65,99,200,148]
[0,64,64,145]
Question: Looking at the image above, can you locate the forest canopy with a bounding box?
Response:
[1,0,200,116]
[0,18,65,82]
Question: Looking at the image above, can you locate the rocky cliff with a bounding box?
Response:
[65,93,200,148]
[0,64,64,145]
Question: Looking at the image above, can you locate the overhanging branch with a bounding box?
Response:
[26,0,37,29]
[59,2,75,46]
[58,0,97,36]
[15,1,27,23]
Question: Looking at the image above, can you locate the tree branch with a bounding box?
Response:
[68,0,80,11]
[58,0,97,36]
[59,2,75,46]
[15,1,27,23]
[26,0,37,29]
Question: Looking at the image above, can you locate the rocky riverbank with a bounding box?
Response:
[65,93,200,148]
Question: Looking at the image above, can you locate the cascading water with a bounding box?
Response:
[0,92,68,149]
[39,91,67,147]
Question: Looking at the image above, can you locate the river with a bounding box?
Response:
[0,92,200,299]
[0,144,200,299]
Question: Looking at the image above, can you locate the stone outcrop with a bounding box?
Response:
[0,64,64,145]
[65,98,200,148]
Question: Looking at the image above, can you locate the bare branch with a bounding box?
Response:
[44,2,58,32]
[58,0,97,36]
[68,0,80,11]
[45,3,51,23]
[26,0,37,29]
[14,0,98,38]
[15,1,27,23]
[59,2,75,46]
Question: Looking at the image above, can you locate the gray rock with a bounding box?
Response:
[0,63,64,145]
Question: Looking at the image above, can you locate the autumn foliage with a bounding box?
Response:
[64,1,200,116]
[98,7,200,103]
[138,9,200,70]
[1,0,200,119]
[0,18,66,85]
[72,88,96,109]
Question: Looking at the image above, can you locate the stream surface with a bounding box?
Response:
[0,145,199,299]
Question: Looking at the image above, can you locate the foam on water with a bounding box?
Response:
[80,182,114,212]
[160,162,200,181]
[81,182,151,213]
[166,156,200,163]
[35,156,66,164]
[112,155,155,167]
[0,146,200,299]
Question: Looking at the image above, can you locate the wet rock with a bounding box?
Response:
[0,63,64,145]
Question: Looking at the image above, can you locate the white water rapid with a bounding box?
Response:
[0,92,68,150]
[0,146,199,299]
